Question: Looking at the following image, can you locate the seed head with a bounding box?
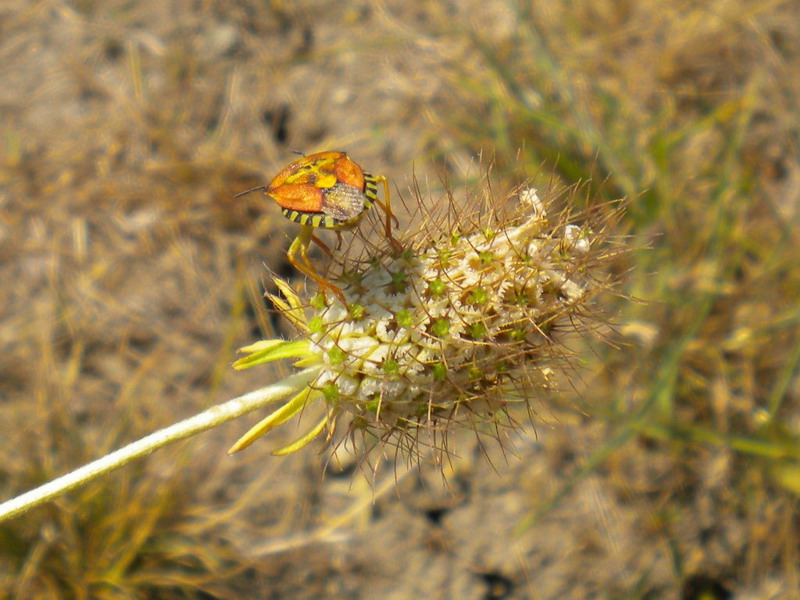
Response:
[232,184,620,462]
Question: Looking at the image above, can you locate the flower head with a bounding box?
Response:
[232,184,619,460]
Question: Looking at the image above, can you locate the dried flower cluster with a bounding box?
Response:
[232,186,617,458]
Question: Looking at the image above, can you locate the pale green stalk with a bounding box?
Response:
[0,368,319,523]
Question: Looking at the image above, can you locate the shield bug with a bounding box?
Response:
[236,151,400,302]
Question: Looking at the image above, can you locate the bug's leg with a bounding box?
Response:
[311,234,334,258]
[374,174,403,253]
[287,225,347,303]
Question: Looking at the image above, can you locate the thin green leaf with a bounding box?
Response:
[271,416,328,456]
[233,340,312,370]
[228,387,314,453]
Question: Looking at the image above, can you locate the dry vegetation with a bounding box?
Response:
[1,0,799,598]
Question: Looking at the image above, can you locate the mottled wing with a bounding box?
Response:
[321,183,367,224]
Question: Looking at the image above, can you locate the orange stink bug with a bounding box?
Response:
[236,151,400,302]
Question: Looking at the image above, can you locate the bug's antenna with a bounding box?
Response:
[291,149,305,157]
[233,185,267,199]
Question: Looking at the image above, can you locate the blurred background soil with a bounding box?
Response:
[2,1,800,598]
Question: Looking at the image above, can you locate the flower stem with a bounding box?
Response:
[0,367,320,523]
